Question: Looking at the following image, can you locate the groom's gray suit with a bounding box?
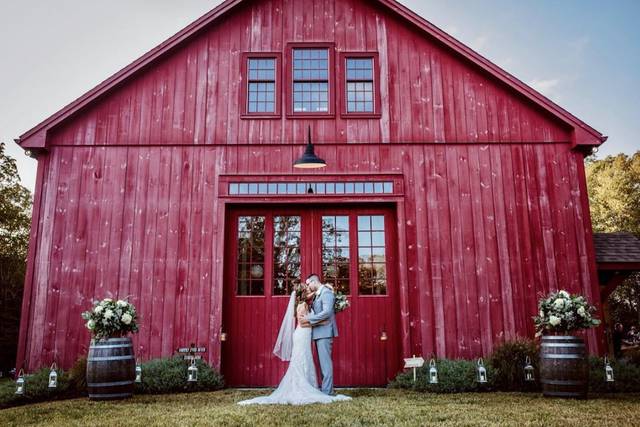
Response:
[305,285,337,395]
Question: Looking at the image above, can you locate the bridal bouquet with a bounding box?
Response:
[82,298,139,339]
[334,291,350,313]
[533,290,600,336]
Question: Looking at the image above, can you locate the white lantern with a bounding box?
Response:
[604,356,615,383]
[15,369,25,395]
[428,359,438,384]
[524,356,535,382]
[48,363,58,389]
[477,358,488,384]
[187,359,198,382]
[135,360,142,383]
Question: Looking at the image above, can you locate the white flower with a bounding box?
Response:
[539,310,545,318]
[104,309,114,319]
[553,298,565,309]
[94,305,104,314]
[103,298,113,303]
[86,320,96,330]
[117,300,128,308]
[549,315,561,326]
[121,313,133,325]
[577,306,586,317]
[559,290,570,298]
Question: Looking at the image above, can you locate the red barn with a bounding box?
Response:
[15,0,606,387]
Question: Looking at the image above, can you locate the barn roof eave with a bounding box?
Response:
[16,0,606,149]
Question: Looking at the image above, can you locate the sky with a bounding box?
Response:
[1,0,638,192]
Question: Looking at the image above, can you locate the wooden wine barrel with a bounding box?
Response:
[86,337,136,400]
[540,335,588,399]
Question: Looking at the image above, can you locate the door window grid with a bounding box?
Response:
[247,58,276,113]
[229,181,393,195]
[236,216,265,295]
[322,216,350,294]
[346,58,374,113]
[273,216,302,296]
[357,215,387,295]
[293,49,329,113]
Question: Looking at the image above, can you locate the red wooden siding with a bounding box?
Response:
[20,142,600,370]
[46,0,571,147]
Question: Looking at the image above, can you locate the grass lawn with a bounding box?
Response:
[0,389,639,426]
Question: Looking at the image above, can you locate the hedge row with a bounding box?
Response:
[0,356,224,409]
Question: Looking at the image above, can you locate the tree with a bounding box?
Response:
[0,142,32,374]
[586,152,640,327]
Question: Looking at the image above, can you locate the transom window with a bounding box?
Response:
[247,58,276,113]
[229,181,393,195]
[236,216,265,295]
[293,48,329,113]
[357,215,387,295]
[322,216,350,294]
[273,216,302,296]
[346,58,374,113]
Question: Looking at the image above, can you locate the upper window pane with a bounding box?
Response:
[237,216,265,296]
[346,57,374,113]
[247,58,276,114]
[293,48,329,113]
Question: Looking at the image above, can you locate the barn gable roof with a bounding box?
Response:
[16,0,606,149]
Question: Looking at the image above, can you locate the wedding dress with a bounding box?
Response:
[238,292,351,405]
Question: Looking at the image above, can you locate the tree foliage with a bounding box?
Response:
[586,152,640,326]
[0,142,32,373]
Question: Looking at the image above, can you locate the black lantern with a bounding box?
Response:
[293,127,326,169]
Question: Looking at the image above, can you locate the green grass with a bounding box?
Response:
[1,389,639,426]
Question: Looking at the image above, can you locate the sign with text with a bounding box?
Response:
[403,356,425,369]
[178,347,206,353]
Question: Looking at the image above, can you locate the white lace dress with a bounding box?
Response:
[238,325,351,405]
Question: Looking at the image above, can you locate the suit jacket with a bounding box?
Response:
[306,286,338,340]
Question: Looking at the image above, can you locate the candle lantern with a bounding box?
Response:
[476,358,488,384]
[604,356,614,383]
[48,363,58,389]
[135,359,142,383]
[15,369,25,395]
[428,359,438,384]
[523,356,535,382]
[187,359,198,382]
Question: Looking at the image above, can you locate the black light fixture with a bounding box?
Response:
[294,126,326,169]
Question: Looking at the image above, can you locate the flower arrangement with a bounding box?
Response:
[334,291,350,313]
[533,290,600,336]
[81,298,139,340]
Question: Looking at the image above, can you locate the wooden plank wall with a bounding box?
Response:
[21,142,599,370]
[47,0,571,147]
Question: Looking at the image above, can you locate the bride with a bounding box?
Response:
[238,283,351,405]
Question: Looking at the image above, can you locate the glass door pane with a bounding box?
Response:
[321,215,350,294]
[272,216,302,295]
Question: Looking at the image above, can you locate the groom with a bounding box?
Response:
[304,274,337,395]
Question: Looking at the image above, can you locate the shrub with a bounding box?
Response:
[135,357,224,394]
[67,357,87,394]
[0,367,71,409]
[623,348,640,366]
[490,338,540,392]
[389,359,494,393]
[589,356,640,393]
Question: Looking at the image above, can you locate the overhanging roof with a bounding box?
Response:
[16,0,607,149]
[594,232,640,271]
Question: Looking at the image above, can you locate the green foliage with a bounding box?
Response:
[389,359,494,393]
[0,142,32,375]
[588,356,640,393]
[490,338,540,392]
[0,368,71,409]
[67,357,87,394]
[586,152,640,327]
[135,357,224,394]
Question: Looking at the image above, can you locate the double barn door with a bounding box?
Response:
[222,205,400,387]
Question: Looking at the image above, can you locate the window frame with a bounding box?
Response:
[286,42,336,118]
[338,52,381,119]
[240,52,282,119]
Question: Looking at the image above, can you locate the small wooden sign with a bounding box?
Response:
[182,355,203,361]
[404,356,425,369]
[178,347,206,353]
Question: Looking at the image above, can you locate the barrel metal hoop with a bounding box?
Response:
[540,343,585,348]
[88,355,135,361]
[89,344,134,349]
[87,380,135,387]
[540,354,585,359]
[541,336,584,340]
[88,392,132,399]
